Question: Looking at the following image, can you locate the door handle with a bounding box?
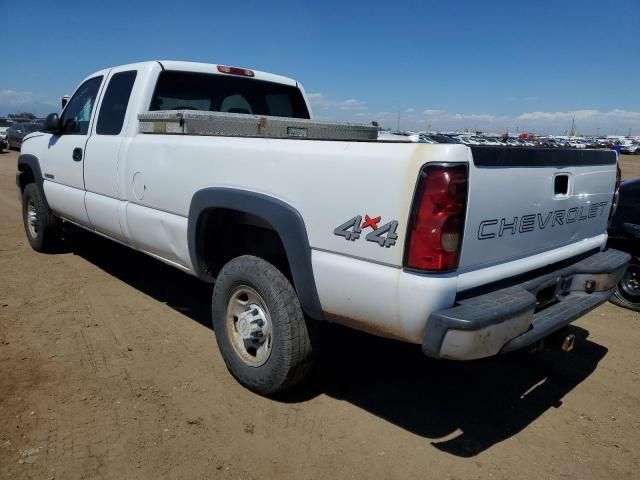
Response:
[72,147,83,162]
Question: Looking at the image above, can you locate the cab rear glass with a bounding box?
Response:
[149,71,310,119]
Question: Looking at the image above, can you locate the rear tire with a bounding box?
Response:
[212,255,314,395]
[21,183,61,252]
[610,256,640,313]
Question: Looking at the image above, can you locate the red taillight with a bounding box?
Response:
[217,65,255,77]
[405,164,468,272]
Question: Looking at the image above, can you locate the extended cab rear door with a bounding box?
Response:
[83,67,139,242]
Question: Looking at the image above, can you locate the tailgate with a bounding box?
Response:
[458,147,617,271]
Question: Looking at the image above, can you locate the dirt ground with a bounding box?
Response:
[1,150,639,480]
[620,153,640,180]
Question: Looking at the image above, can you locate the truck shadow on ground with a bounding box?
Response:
[68,229,608,458]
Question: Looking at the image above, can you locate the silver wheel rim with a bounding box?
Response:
[27,201,38,238]
[225,285,272,367]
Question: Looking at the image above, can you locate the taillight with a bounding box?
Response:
[609,159,622,223]
[405,164,468,272]
[217,65,255,77]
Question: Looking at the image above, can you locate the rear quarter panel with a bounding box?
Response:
[120,136,470,268]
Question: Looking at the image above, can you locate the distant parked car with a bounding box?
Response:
[608,176,640,312]
[377,131,421,142]
[6,122,42,150]
[483,137,504,146]
[0,120,9,152]
[424,134,462,144]
[621,143,640,155]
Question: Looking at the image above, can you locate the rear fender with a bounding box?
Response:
[188,188,323,320]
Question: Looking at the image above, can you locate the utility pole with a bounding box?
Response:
[596,127,600,137]
[629,128,632,137]
[397,111,400,131]
[570,116,576,137]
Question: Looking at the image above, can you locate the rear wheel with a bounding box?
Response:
[610,256,640,313]
[211,255,314,395]
[21,183,61,252]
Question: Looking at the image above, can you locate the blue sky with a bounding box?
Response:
[1,0,639,134]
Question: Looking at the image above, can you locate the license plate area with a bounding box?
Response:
[534,277,562,312]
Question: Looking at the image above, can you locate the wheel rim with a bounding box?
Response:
[225,285,272,367]
[619,264,640,302]
[26,201,38,238]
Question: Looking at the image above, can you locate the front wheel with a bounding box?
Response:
[212,255,314,395]
[21,183,61,252]
[610,256,640,313]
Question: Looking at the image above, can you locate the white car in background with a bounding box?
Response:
[456,136,479,145]
[504,138,521,147]
[621,143,640,154]
[567,139,587,149]
[0,121,10,152]
[377,131,422,142]
[484,137,504,146]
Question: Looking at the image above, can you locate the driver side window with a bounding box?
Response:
[60,76,103,135]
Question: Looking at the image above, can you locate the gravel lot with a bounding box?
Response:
[1,150,639,479]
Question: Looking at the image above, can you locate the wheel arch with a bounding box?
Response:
[188,188,323,320]
[17,154,51,210]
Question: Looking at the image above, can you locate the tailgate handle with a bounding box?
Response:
[554,174,570,196]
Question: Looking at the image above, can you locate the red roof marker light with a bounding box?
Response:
[217,65,255,77]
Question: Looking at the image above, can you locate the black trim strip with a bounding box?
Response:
[188,187,323,320]
[17,154,51,210]
[471,146,617,168]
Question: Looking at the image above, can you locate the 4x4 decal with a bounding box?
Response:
[334,214,398,248]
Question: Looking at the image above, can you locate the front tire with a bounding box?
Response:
[21,183,61,252]
[610,256,640,313]
[212,255,314,395]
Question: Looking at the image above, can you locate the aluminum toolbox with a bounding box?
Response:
[138,110,378,141]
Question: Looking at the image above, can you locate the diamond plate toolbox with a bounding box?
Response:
[138,110,378,141]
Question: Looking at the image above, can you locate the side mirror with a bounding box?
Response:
[43,113,61,133]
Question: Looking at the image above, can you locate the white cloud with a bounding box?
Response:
[517,110,599,122]
[307,92,367,112]
[0,89,58,116]
[512,109,640,134]
[389,108,640,134]
[307,94,640,133]
[0,89,36,106]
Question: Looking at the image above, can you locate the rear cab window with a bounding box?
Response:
[97,70,137,135]
[149,71,310,119]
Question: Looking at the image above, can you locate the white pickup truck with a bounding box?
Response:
[17,61,629,394]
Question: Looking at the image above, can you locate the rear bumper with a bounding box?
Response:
[423,248,630,360]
